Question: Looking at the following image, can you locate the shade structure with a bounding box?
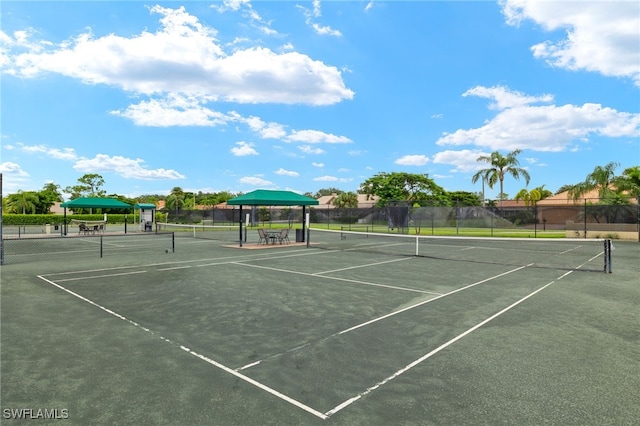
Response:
[226,190,318,247]
[60,197,132,236]
[61,197,132,209]
[227,189,319,206]
[133,203,156,210]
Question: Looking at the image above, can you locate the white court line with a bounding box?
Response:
[54,270,147,282]
[324,268,573,417]
[237,262,435,294]
[36,274,329,420]
[157,265,193,271]
[40,248,324,278]
[236,265,528,371]
[312,257,413,276]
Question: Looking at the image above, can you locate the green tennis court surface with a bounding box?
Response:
[1,232,638,425]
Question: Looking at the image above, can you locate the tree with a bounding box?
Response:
[472,149,530,210]
[446,191,482,207]
[515,188,541,207]
[614,166,640,198]
[64,173,106,198]
[568,161,620,201]
[333,191,359,209]
[315,188,343,198]
[7,190,39,214]
[36,182,64,214]
[359,172,447,206]
[165,187,186,214]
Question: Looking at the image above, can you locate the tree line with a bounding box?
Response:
[2,151,639,214]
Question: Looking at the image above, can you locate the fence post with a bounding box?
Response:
[583,198,587,238]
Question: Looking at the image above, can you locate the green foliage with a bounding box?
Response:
[333,191,359,209]
[568,161,620,200]
[314,188,344,198]
[2,214,136,225]
[359,172,447,206]
[445,191,482,206]
[64,173,106,198]
[471,150,530,208]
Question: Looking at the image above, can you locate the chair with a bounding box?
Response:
[277,228,290,245]
[257,228,268,245]
[78,223,88,235]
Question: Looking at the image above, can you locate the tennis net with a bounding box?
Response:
[309,228,613,272]
[156,223,240,242]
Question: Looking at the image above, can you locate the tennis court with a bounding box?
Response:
[1,229,638,424]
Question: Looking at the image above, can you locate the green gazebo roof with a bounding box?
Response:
[227,189,319,206]
[60,197,132,209]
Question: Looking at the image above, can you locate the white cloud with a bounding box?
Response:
[299,145,325,154]
[313,175,352,182]
[15,143,78,161]
[501,0,640,86]
[312,162,324,167]
[2,5,354,105]
[298,1,343,37]
[395,155,430,166]
[463,85,553,110]
[432,149,489,173]
[0,162,30,191]
[231,141,258,156]
[437,85,640,152]
[111,95,236,127]
[0,161,29,176]
[73,154,185,180]
[274,168,299,177]
[314,175,337,182]
[241,116,287,139]
[239,175,273,186]
[286,129,352,144]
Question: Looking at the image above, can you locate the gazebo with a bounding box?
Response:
[226,189,319,247]
[60,197,132,235]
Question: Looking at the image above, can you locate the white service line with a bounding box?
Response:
[36,274,329,420]
[312,257,413,276]
[324,268,573,417]
[237,265,529,371]
[54,270,147,282]
[237,262,436,294]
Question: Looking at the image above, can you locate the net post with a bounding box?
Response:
[172,232,175,253]
[603,239,612,273]
[100,235,103,258]
[415,235,419,256]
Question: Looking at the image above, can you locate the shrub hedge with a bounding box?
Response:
[2,214,135,225]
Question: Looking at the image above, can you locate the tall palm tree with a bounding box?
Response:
[165,187,185,215]
[568,161,620,201]
[7,190,39,214]
[471,149,530,209]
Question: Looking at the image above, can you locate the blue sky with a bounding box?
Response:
[1,0,638,200]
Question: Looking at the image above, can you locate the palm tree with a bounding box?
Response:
[7,190,39,214]
[515,188,541,207]
[614,166,640,198]
[471,149,530,210]
[568,161,619,201]
[333,192,359,209]
[165,187,185,215]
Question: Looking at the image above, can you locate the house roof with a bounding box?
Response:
[316,193,379,208]
[226,189,319,206]
[537,188,638,206]
[60,197,131,209]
